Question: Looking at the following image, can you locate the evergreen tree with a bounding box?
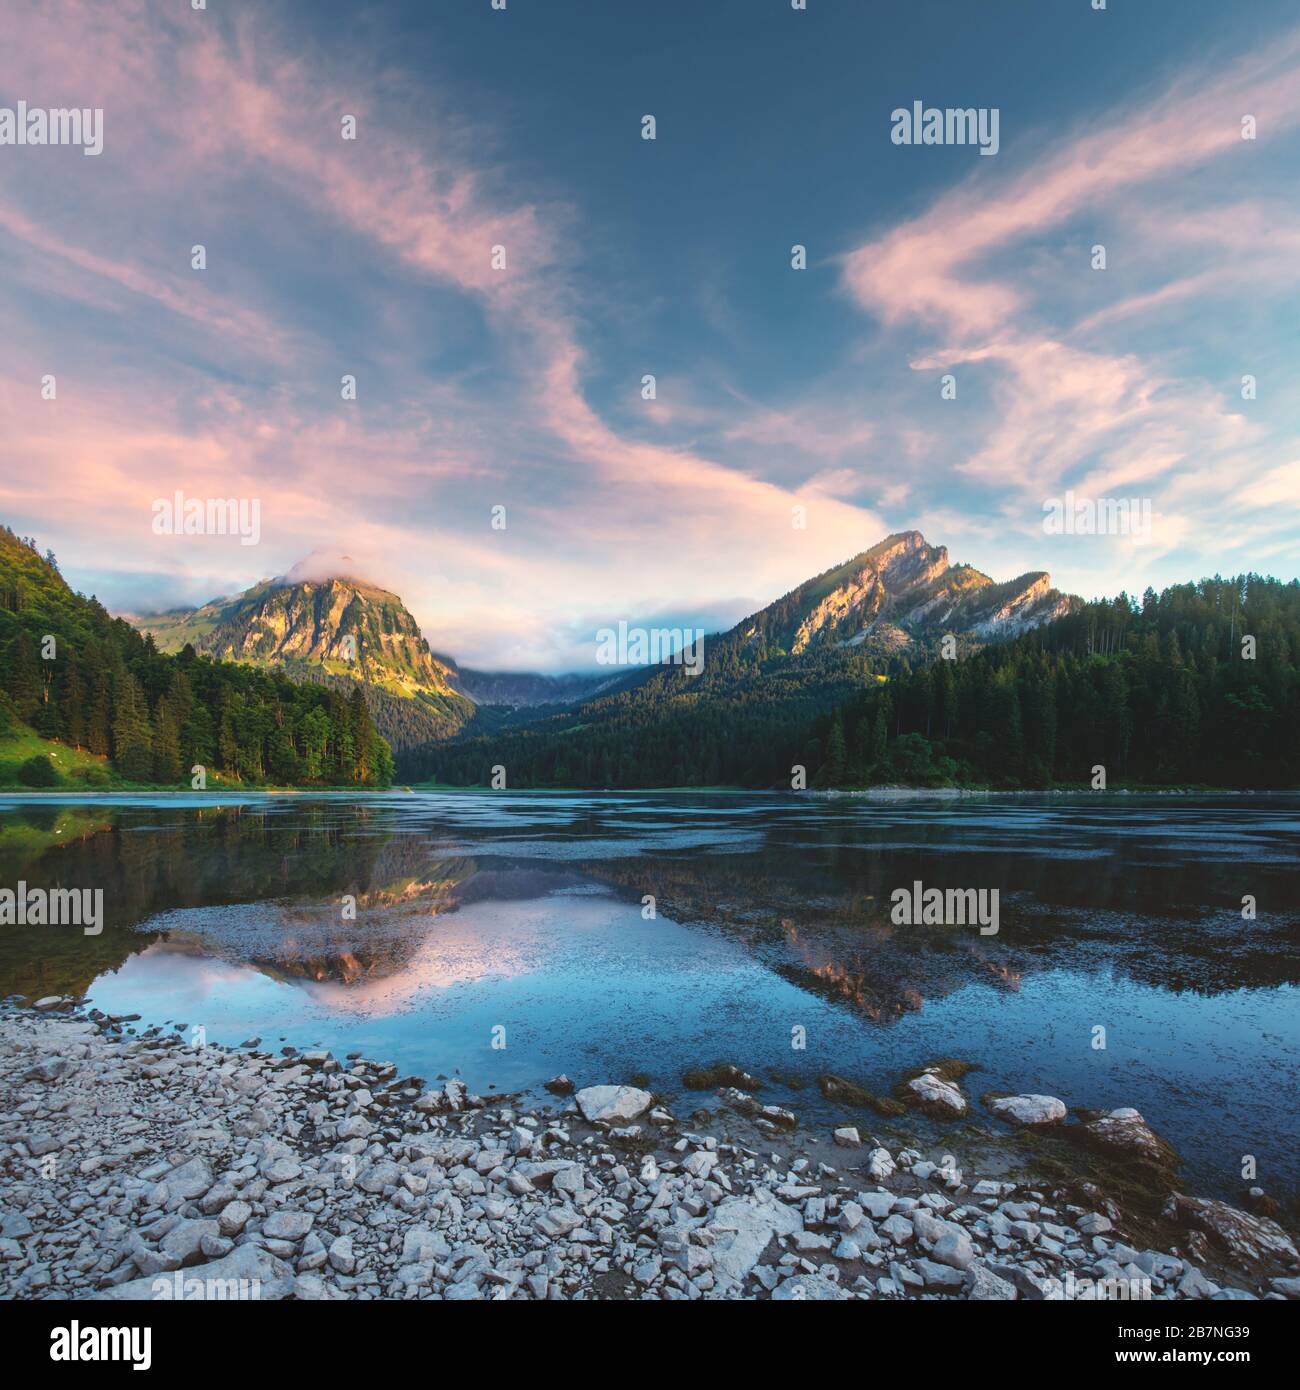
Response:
[819,713,847,785]
[151,694,183,783]
[111,672,154,781]
[62,651,86,749]
[8,631,41,720]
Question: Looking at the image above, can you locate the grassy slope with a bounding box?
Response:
[0,724,249,792]
[0,727,118,786]
[133,606,223,647]
[0,723,407,793]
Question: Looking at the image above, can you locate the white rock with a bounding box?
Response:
[263,1210,313,1241]
[1172,1197,1299,1264]
[988,1093,1067,1127]
[859,1191,896,1220]
[931,1229,976,1270]
[98,1245,293,1300]
[880,1214,914,1245]
[575,1084,654,1126]
[906,1070,968,1117]
[965,1262,1019,1300]
[683,1150,717,1179]
[773,1273,850,1300]
[1081,1108,1171,1163]
[160,1218,219,1266]
[866,1147,896,1182]
[217,1200,251,1237]
[162,1156,214,1200]
[704,1191,803,1293]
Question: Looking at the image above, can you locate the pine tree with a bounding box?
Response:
[870,696,889,768]
[86,670,112,756]
[111,672,154,781]
[62,652,86,748]
[6,631,41,720]
[348,686,370,782]
[151,694,182,783]
[217,697,239,774]
[821,713,847,785]
[181,701,215,773]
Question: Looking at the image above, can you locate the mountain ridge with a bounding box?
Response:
[739,530,1075,659]
[401,529,1083,784]
[0,525,394,789]
[131,529,1077,765]
[134,573,476,754]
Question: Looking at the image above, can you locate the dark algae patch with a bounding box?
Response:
[1012,1124,1182,1233]
[817,1072,907,1116]
[915,1057,980,1083]
[682,1062,761,1090]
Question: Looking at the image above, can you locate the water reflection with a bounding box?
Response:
[1,791,1297,1200]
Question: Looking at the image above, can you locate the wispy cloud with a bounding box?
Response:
[838,24,1300,575]
[2,1,1297,669]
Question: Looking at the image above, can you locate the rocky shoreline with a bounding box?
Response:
[1,1000,1297,1302]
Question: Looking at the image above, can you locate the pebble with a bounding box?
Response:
[1,1006,1293,1304]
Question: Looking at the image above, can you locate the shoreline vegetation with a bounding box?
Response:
[408,573,1300,794]
[5,527,1298,796]
[0,530,395,796]
[2,999,1296,1302]
[0,783,1285,798]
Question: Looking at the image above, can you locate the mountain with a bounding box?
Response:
[0,526,393,789]
[801,570,1300,791]
[736,531,1075,659]
[138,560,461,698]
[133,556,641,753]
[130,530,1075,771]
[449,667,626,709]
[135,560,476,753]
[405,530,1081,786]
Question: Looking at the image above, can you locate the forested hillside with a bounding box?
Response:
[0,528,393,788]
[402,640,876,787]
[805,577,1300,789]
[413,576,1299,790]
[135,565,478,756]
[402,529,1077,787]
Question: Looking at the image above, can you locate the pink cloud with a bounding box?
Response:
[836,23,1300,575]
[843,30,1300,342]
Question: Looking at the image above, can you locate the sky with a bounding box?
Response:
[2,0,1298,671]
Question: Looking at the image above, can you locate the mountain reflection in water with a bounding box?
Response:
[1,790,1297,1203]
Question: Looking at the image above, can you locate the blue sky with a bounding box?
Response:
[2,0,1298,669]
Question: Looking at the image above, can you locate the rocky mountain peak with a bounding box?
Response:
[756,531,1075,657]
[136,562,461,705]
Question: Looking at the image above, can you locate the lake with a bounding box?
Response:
[1,790,1297,1204]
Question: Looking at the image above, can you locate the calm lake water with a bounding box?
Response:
[2,791,1297,1203]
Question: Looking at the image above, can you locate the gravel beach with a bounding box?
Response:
[2,1001,1297,1303]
